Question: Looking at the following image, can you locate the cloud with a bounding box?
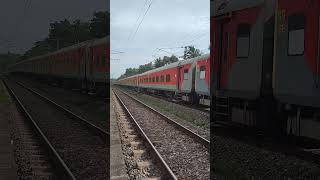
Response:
[111,0,210,78]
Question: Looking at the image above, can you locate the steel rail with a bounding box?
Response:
[2,79,77,180]
[116,85,210,113]
[115,87,210,148]
[11,79,109,139]
[113,89,178,180]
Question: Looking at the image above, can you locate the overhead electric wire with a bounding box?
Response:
[168,18,209,47]
[130,0,154,41]
[127,0,150,41]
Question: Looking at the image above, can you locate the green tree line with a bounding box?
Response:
[0,11,109,73]
[21,11,109,60]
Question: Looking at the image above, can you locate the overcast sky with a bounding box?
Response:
[111,0,209,79]
[0,0,108,54]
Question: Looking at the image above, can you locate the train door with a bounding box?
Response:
[79,47,88,89]
[89,47,93,76]
[177,66,182,91]
[191,66,196,92]
[318,9,320,88]
[215,19,230,91]
[260,17,275,96]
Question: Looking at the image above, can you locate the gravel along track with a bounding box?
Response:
[1,85,57,179]
[114,89,210,180]
[11,75,107,132]
[117,87,210,139]
[6,79,108,180]
[213,134,320,180]
[112,92,165,179]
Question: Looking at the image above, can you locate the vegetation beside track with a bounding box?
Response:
[131,91,209,129]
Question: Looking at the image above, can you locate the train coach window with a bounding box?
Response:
[160,75,164,82]
[288,13,305,56]
[166,74,170,82]
[236,24,251,58]
[156,76,159,82]
[152,77,155,82]
[200,66,206,79]
[184,69,189,80]
[149,77,151,82]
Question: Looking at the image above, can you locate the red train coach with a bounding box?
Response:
[211,0,320,140]
[8,36,109,95]
[211,0,276,129]
[117,54,210,105]
[274,0,320,139]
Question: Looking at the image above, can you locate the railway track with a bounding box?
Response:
[113,87,210,179]
[112,90,177,179]
[116,85,210,113]
[3,78,108,180]
[10,75,108,133]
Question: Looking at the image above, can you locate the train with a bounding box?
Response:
[116,54,211,106]
[7,36,110,96]
[211,0,320,140]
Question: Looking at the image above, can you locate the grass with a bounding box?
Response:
[136,94,209,129]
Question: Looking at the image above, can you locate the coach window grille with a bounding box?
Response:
[166,74,170,82]
[288,13,305,56]
[200,66,206,79]
[236,24,251,58]
[160,75,164,82]
[153,77,155,82]
[184,69,189,80]
[156,76,159,82]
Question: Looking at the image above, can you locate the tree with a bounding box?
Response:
[48,19,92,49]
[154,55,178,68]
[72,20,92,44]
[169,55,179,63]
[19,11,108,60]
[138,62,153,73]
[90,11,109,37]
[183,46,202,59]
[154,57,164,68]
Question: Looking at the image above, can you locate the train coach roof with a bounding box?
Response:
[119,54,210,80]
[212,0,263,16]
[142,54,210,75]
[10,36,109,66]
